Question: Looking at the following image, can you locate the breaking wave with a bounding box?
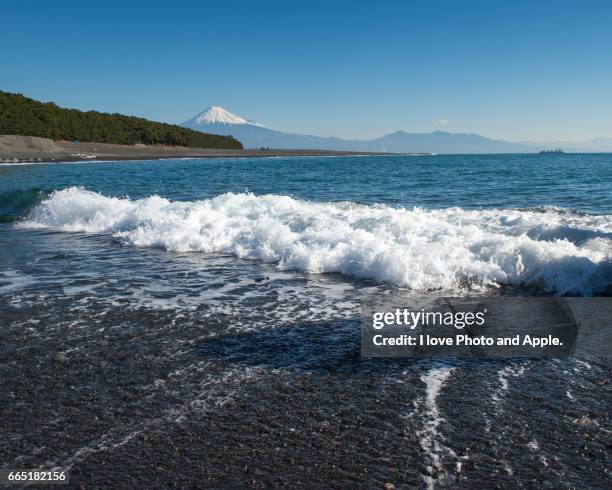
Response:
[19,187,612,295]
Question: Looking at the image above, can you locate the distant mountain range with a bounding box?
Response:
[181,106,533,153]
[182,106,612,154]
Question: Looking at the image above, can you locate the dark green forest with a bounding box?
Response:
[0,91,243,149]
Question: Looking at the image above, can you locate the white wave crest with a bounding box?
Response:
[20,187,612,295]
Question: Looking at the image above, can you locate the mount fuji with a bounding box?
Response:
[181,106,535,154]
[182,106,267,128]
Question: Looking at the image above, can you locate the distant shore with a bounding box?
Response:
[0,135,410,163]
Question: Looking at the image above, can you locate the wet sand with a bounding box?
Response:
[1,291,608,488]
[0,228,608,489]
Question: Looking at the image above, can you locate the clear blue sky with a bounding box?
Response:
[2,0,611,141]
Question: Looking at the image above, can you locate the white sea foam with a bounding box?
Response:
[491,364,527,405]
[417,367,456,489]
[0,270,37,294]
[20,187,612,295]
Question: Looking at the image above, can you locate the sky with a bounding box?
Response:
[2,0,612,141]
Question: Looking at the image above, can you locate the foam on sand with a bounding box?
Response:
[20,187,612,295]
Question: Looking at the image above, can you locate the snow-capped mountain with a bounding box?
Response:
[181,106,535,153]
[183,106,266,128]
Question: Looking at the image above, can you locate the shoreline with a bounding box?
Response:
[0,151,405,165]
[0,136,414,164]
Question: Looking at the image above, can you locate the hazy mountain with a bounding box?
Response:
[364,130,534,154]
[181,106,537,154]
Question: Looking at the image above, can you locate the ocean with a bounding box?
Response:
[0,154,610,488]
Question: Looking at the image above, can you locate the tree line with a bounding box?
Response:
[0,91,243,149]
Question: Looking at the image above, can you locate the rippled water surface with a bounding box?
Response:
[1,153,611,211]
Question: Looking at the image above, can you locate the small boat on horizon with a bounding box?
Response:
[539,148,565,154]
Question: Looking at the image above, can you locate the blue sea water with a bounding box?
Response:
[1,154,611,297]
[1,153,611,212]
